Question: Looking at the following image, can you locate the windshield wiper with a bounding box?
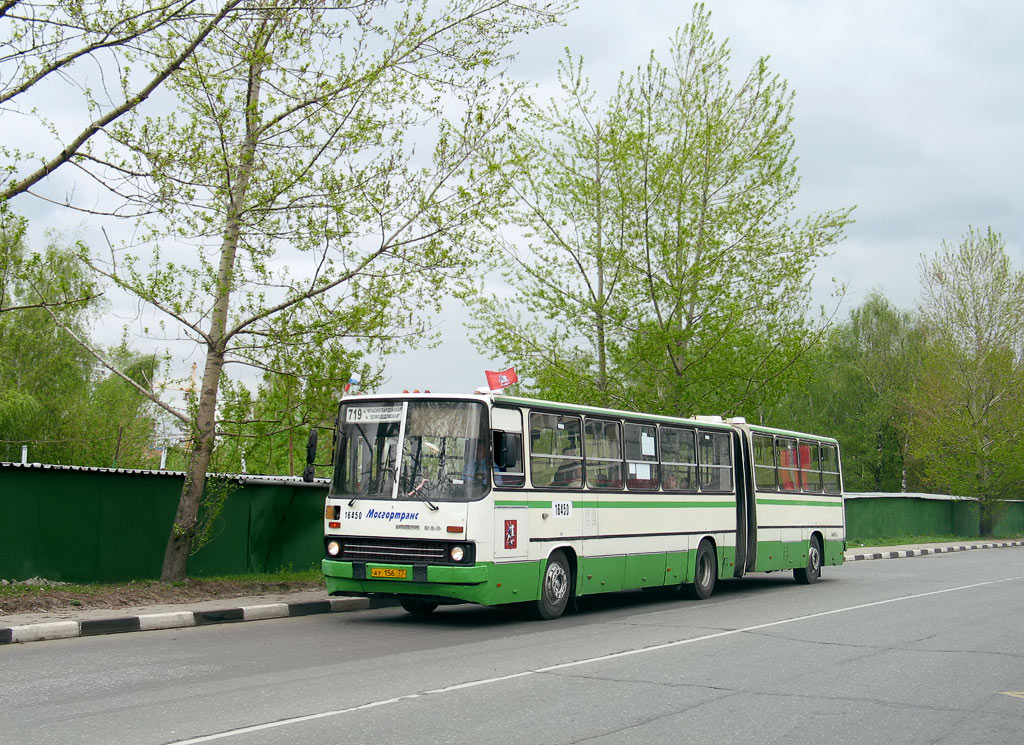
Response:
[404,475,439,510]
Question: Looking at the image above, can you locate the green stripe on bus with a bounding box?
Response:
[495,499,733,509]
[757,498,842,507]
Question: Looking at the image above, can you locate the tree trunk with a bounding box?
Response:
[978,497,1006,537]
[160,349,225,581]
[157,31,265,581]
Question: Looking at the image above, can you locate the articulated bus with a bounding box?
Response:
[319,392,844,620]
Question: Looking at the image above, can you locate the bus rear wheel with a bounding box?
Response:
[794,535,822,585]
[684,539,717,600]
[400,597,439,615]
[527,550,571,620]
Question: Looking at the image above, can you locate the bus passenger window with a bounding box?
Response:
[776,438,799,492]
[798,441,822,492]
[753,434,776,490]
[660,426,696,491]
[585,419,624,489]
[698,431,733,492]
[529,413,583,489]
[821,444,841,494]
[625,423,659,490]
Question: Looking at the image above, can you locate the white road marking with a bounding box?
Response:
[168,577,1015,744]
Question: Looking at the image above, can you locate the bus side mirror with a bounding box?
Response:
[306,429,319,463]
[494,431,519,470]
[302,429,319,483]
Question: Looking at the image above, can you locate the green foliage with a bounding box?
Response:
[214,361,379,477]
[766,231,1024,513]
[190,475,238,555]
[471,4,852,418]
[766,292,923,492]
[909,227,1024,534]
[0,214,164,467]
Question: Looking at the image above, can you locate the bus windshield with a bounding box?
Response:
[332,399,489,502]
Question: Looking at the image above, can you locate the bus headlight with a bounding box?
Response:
[326,540,342,557]
[450,545,466,562]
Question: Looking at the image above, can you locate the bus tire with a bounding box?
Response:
[528,550,572,620]
[794,535,822,585]
[685,539,717,600]
[400,597,439,615]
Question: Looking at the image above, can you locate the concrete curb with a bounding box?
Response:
[845,540,1024,562]
[1,596,369,645]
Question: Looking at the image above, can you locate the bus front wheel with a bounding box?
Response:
[528,550,571,620]
[684,540,717,600]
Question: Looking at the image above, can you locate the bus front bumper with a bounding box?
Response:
[321,559,489,586]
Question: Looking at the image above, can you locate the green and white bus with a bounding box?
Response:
[320,392,844,620]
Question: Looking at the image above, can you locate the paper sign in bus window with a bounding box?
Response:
[629,463,652,480]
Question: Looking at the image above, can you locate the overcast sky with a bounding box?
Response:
[385,0,1024,394]
[12,1,1024,397]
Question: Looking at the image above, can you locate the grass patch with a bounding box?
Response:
[189,566,323,584]
[846,533,1024,548]
[0,566,322,600]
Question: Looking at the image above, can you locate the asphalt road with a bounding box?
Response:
[3,549,1023,745]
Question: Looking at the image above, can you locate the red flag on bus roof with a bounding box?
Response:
[485,367,519,391]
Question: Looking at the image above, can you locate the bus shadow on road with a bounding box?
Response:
[351,573,824,628]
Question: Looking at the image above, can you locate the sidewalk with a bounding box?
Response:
[845,539,1024,561]
[3,539,1022,645]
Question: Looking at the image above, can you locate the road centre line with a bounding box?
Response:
[168,576,1019,745]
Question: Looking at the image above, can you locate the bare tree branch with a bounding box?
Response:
[1,0,244,203]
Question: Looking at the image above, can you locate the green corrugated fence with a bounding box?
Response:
[2,464,1023,583]
[0,463,328,583]
[844,492,1024,541]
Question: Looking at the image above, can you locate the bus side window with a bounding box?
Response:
[492,430,525,487]
[660,426,696,492]
[698,430,733,492]
[529,412,583,489]
[753,434,776,490]
[798,440,822,492]
[776,437,799,492]
[585,418,624,489]
[624,423,659,490]
[821,444,842,494]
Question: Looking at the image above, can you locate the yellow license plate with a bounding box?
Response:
[369,567,407,579]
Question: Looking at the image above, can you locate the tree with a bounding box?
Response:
[471,53,637,408]
[1,0,245,203]
[0,220,159,466]
[909,227,1024,534]
[0,233,97,462]
[766,292,922,492]
[1,206,100,313]
[472,4,852,418]
[42,0,569,581]
[215,361,380,477]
